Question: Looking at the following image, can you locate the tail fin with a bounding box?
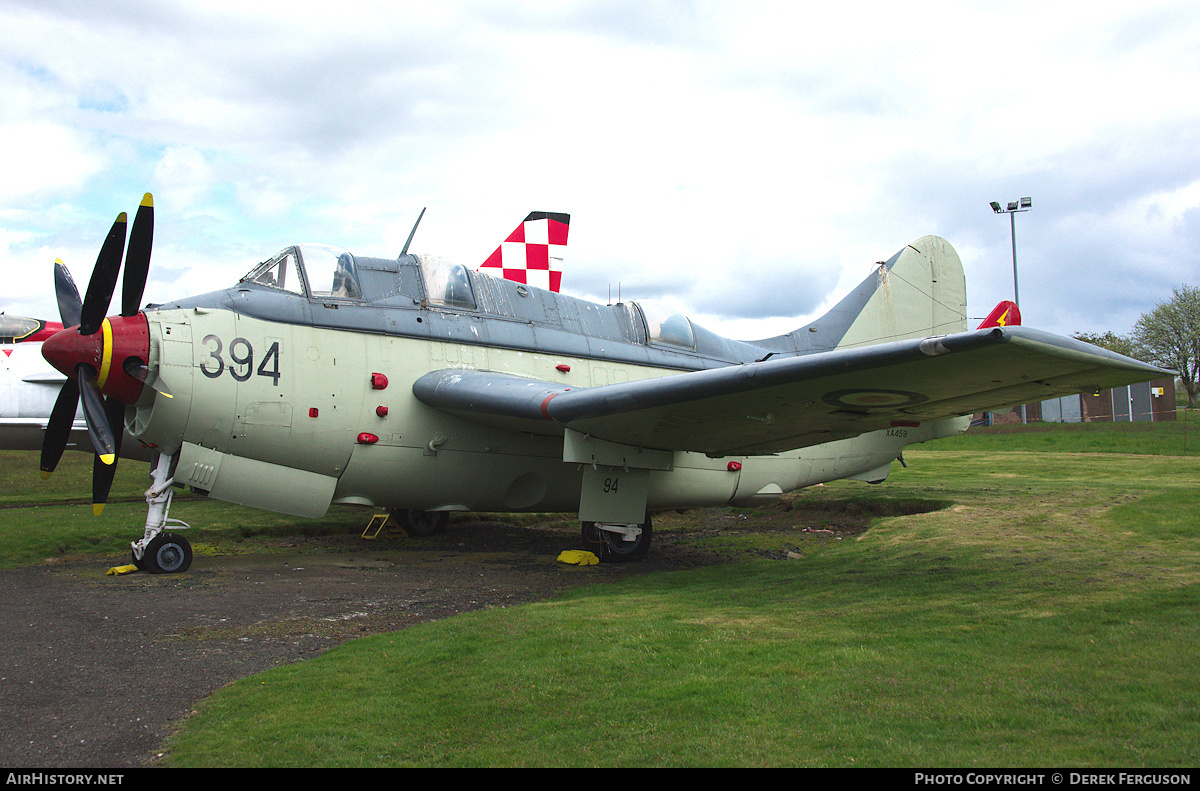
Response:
[754,236,968,353]
[477,211,570,292]
[977,300,1021,328]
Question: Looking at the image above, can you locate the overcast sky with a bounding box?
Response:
[4,0,1199,342]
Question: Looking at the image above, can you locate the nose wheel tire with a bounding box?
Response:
[136,532,193,574]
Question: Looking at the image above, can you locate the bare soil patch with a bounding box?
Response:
[0,495,944,768]
[0,517,718,768]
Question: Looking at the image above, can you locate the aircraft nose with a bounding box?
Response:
[42,313,151,404]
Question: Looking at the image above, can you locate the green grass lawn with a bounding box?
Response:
[3,420,1197,767]
[936,413,1200,456]
[164,430,1200,768]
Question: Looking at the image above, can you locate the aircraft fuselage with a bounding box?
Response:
[131,304,960,519]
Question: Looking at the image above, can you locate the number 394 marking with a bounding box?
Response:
[200,335,282,386]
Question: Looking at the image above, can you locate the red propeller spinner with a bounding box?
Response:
[41,313,150,406]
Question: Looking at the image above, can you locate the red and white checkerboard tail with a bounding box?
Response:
[477,211,570,292]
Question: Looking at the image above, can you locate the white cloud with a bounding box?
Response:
[2,0,1199,339]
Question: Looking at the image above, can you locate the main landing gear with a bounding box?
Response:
[389,508,450,536]
[581,513,653,563]
[130,452,193,574]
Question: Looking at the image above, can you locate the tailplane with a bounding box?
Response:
[477,211,570,292]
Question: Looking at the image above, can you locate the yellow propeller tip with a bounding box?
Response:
[93,503,105,517]
[99,454,116,465]
[141,193,153,207]
[55,258,64,264]
[40,471,52,481]
[116,212,127,223]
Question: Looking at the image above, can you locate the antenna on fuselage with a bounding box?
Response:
[399,207,426,257]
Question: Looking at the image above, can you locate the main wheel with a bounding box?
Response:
[581,513,653,563]
[393,509,449,536]
[143,532,192,574]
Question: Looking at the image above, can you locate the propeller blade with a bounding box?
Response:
[91,397,126,515]
[54,260,83,328]
[79,213,127,336]
[121,193,153,316]
[40,378,80,478]
[76,365,117,465]
[122,357,173,398]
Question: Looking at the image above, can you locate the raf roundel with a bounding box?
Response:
[821,389,929,410]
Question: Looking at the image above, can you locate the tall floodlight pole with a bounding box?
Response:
[989,197,1033,425]
[989,197,1032,307]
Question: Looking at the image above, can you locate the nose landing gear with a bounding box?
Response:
[130,452,193,574]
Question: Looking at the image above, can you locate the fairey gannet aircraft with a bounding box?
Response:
[34,194,1170,572]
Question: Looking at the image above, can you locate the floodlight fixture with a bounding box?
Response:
[989,194,1035,424]
[988,196,1034,308]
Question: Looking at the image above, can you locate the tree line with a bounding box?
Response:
[1072,284,1200,408]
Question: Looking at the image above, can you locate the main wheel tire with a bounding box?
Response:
[143,532,192,574]
[394,509,449,536]
[582,514,653,563]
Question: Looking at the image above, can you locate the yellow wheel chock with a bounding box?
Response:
[362,513,396,539]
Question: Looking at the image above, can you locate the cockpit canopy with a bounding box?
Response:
[0,314,43,342]
[227,244,757,364]
[241,244,363,300]
[634,300,696,350]
[240,244,477,309]
[417,254,475,310]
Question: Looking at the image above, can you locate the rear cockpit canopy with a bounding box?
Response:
[635,300,696,350]
[418,255,476,310]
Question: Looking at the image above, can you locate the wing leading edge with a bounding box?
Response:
[413,326,1174,457]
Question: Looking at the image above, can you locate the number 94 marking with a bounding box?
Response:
[200,335,282,386]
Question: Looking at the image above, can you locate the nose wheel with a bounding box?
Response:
[133,532,193,574]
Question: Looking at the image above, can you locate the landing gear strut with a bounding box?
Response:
[130,452,193,574]
[581,513,653,563]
